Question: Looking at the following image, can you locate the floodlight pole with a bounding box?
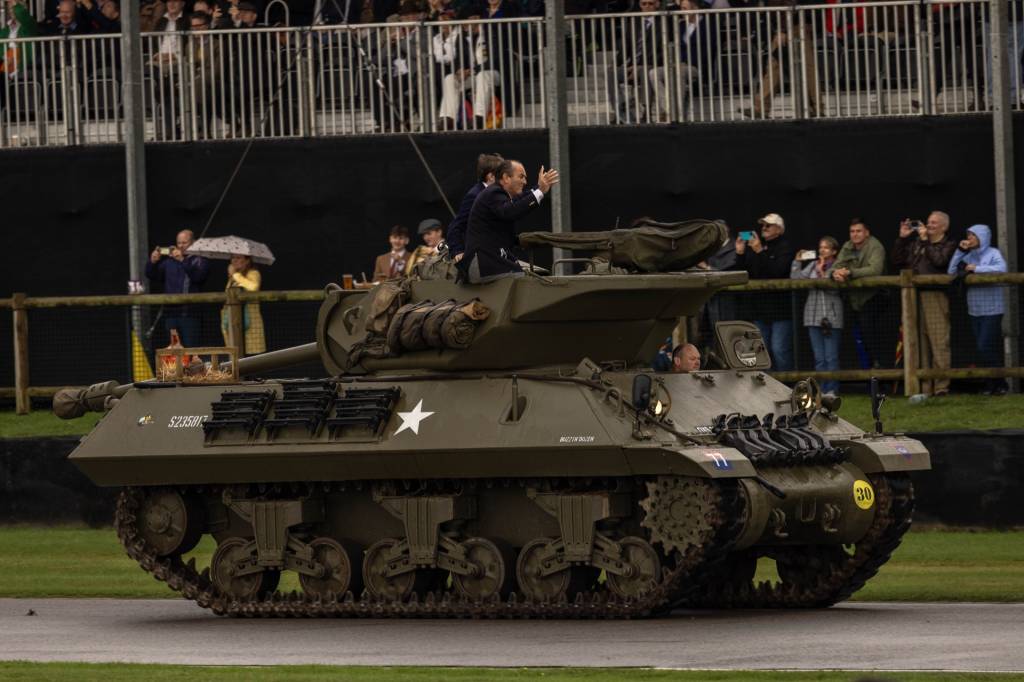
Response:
[990,0,1019,391]
[544,1,571,274]
[122,0,150,369]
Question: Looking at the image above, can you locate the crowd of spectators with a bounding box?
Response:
[693,210,1011,396]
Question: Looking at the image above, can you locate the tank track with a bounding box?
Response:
[685,472,914,609]
[115,477,734,619]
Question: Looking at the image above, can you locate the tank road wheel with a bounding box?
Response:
[606,536,662,600]
[515,538,571,602]
[137,490,205,557]
[211,537,280,601]
[300,538,363,599]
[452,537,513,601]
[363,538,417,601]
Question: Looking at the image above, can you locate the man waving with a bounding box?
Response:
[464,160,559,284]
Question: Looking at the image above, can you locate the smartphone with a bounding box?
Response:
[739,231,754,241]
[159,247,172,256]
[798,249,817,261]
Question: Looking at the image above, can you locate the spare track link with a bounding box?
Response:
[686,472,914,609]
[115,478,730,619]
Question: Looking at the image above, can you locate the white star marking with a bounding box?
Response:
[394,399,434,435]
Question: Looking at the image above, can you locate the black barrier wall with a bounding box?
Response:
[3,432,1021,526]
[2,115,1021,298]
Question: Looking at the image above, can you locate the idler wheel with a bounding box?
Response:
[211,537,280,601]
[515,538,571,602]
[363,538,419,601]
[606,536,662,599]
[300,537,362,599]
[137,490,204,557]
[452,537,513,601]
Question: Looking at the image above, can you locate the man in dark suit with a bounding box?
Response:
[463,159,558,284]
[446,152,504,262]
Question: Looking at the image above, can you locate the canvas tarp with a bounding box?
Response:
[518,219,727,273]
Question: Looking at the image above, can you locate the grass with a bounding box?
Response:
[0,410,101,439]
[0,664,1016,682]
[0,526,1021,601]
[831,393,1024,433]
[4,393,1024,439]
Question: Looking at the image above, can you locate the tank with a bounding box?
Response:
[54,220,930,618]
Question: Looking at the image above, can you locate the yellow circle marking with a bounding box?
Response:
[852,480,875,510]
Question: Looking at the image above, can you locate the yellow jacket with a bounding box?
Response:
[221,268,266,355]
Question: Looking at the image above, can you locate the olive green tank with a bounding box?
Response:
[55,220,929,618]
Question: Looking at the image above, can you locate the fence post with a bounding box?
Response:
[226,287,246,357]
[12,292,30,415]
[899,269,920,396]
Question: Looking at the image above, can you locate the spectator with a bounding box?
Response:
[0,0,40,107]
[425,0,451,20]
[892,211,957,396]
[482,0,520,18]
[791,236,842,395]
[80,0,120,33]
[235,0,259,27]
[832,218,888,369]
[742,0,819,119]
[373,224,411,281]
[405,218,444,275]
[367,15,420,132]
[146,229,211,348]
[44,0,88,35]
[607,0,663,124]
[650,0,716,120]
[948,224,1009,396]
[153,0,188,140]
[437,7,500,130]
[735,212,796,370]
[672,343,701,372]
[190,11,223,135]
[220,254,266,355]
[139,0,167,32]
[447,152,504,261]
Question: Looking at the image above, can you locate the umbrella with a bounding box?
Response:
[186,236,275,266]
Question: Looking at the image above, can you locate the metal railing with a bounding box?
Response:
[0,1,1018,146]
[3,270,1023,413]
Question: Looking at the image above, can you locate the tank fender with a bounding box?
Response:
[832,436,931,474]
[623,444,756,478]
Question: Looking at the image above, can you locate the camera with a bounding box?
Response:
[797,249,817,261]
[158,246,172,256]
[820,317,833,337]
[739,230,754,241]
[908,220,923,229]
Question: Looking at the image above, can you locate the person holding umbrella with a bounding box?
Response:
[186,235,273,356]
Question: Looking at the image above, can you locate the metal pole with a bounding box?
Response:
[544,1,571,274]
[122,0,150,369]
[990,0,1019,391]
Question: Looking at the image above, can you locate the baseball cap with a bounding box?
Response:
[758,213,785,229]
[417,218,442,235]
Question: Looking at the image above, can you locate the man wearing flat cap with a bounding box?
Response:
[404,218,444,275]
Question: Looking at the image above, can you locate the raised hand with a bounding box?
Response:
[898,219,912,238]
[537,165,559,194]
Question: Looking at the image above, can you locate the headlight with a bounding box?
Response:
[790,379,821,415]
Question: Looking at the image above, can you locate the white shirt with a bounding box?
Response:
[159,13,182,59]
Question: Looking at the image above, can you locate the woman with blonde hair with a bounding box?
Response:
[220,254,266,355]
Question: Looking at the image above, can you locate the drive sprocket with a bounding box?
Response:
[639,476,716,555]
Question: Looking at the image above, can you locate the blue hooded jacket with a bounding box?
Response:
[947,224,1007,316]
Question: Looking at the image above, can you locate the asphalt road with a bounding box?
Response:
[1,599,1022,671]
